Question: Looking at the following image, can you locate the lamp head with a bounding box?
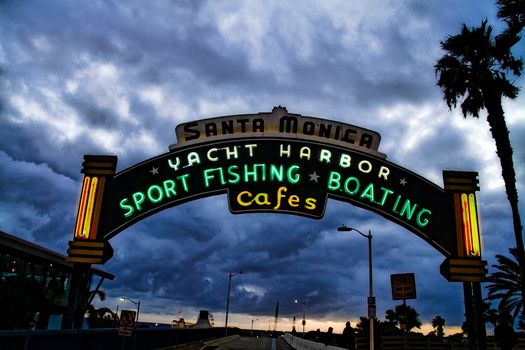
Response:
[337,224,353,232]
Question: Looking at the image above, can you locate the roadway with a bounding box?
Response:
[201,336,293,350]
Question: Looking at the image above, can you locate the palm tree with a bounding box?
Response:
[432,316,446,339]
[385,304,422,333]
[434,19,525,317]
[497,0,525,34]
[486,248,523,322]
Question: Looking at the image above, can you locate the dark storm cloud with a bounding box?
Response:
[0,151,77,249]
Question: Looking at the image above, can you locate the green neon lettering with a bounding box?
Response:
[344,177,360,195]
[287,165,300,184]
[416,208,431,227]
[399,199,418,220]
[378,187,394,206]
[255,164,266,181]
[132,192,145,210]
[120,198,134,218]
[178,174,190,192]
[392,195,402,213]
[327,171,341,191]
[270,164,284,182]
[147,185,164,203]
[203,168,223,187]
[244,164,266,182]
[360,183,375,202]
[163,180,176,198]
[228,165,241,184]
[244,164,257,182]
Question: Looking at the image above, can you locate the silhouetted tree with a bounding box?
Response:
[486,248,523,325]
[86,306,117,328]
[435,19,525,316]
[384,304,421,333]
[431,316,445,339]
[497,0,525,34]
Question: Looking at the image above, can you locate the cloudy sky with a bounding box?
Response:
[1,0,524,335]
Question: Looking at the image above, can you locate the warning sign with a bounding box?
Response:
[390,273,417,300]
[118,310,136,337]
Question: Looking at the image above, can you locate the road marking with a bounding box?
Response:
[271,338,276,350]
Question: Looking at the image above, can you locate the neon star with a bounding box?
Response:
[150,166,159,175]
[309,171,320,182]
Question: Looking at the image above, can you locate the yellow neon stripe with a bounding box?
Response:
[469,194,480,256]
[75,177,91,238]
[89,177,105,240]
[461,193,472,255]
[82,177,99,239]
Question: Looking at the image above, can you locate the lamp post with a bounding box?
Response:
[338,224,374,350]
[251,318,258,336]
[225,271,243,336]
[120,296,141,350]
[294,299,306,337]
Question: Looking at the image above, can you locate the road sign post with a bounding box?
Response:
[118,310,136,337]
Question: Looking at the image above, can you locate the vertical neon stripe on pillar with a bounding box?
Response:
[468,193,481,256]
[453,193,464,256]
[461,193,473,255]
[74,177,91,239]
[82,177,99,239]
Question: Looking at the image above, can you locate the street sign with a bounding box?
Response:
[368,304,376,318]
[118,310,136,337]
[390,273,417,300]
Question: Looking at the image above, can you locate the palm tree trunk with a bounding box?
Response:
[484,88,525,318]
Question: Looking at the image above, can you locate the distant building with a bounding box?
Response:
[0,230,114,330]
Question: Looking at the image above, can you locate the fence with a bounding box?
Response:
[285,333,525,350]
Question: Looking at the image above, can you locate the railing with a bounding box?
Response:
[284,334,525,350]
[359,336,525,350]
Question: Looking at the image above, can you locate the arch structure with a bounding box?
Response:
[66,107,486,282]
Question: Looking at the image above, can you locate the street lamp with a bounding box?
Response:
[120,296,141,323]
[338,225,374,350]
[251,318,259,336]
[225,271,243,336]
[120,296,141,350]
[294,299,306,337]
